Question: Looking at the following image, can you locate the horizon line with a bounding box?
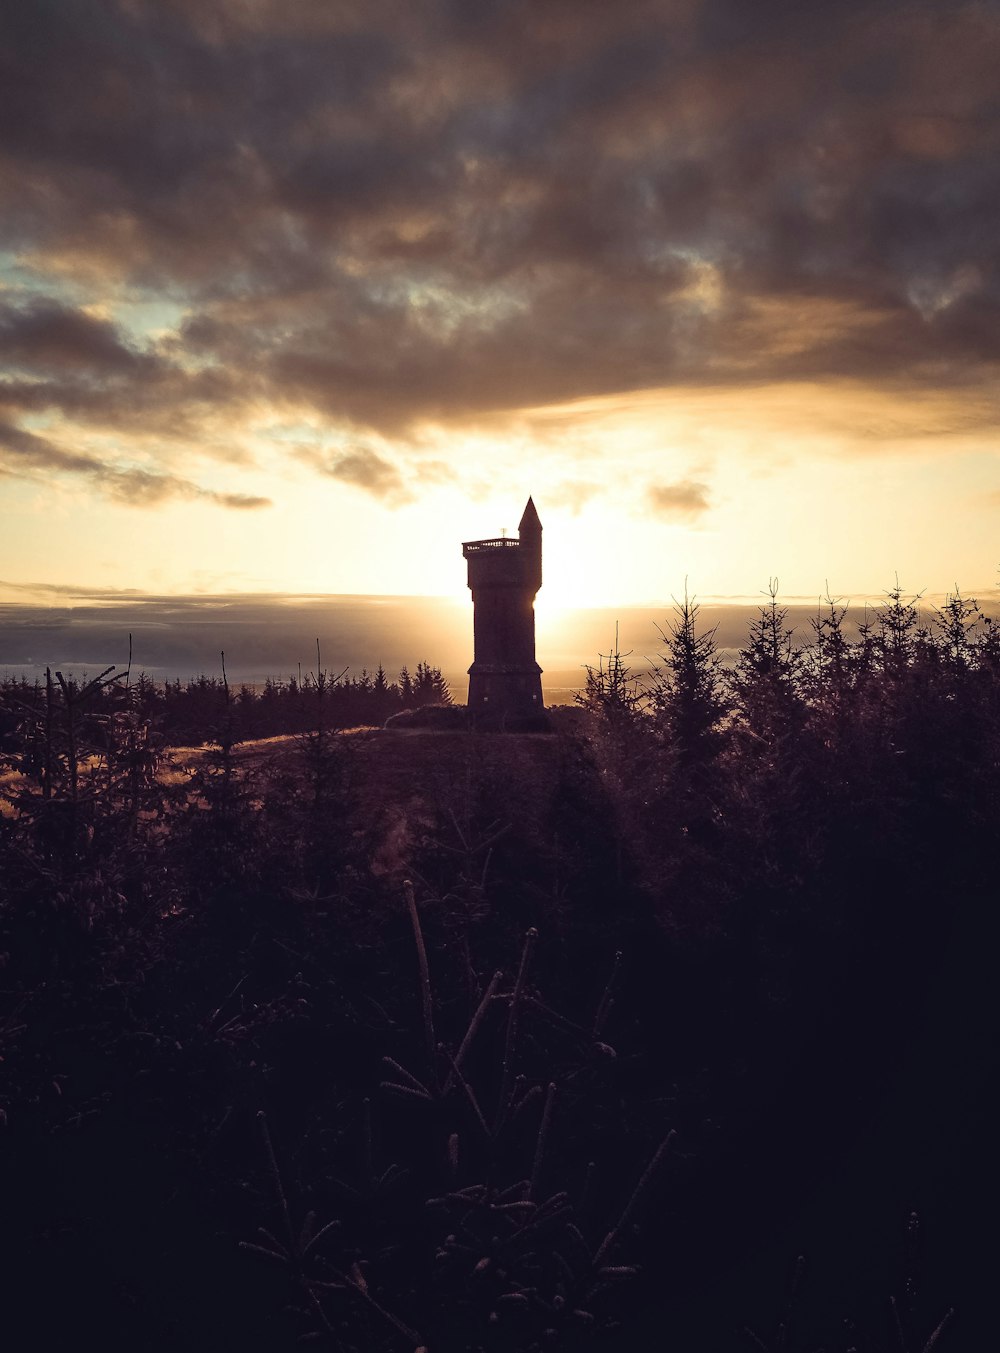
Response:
[2,582,999,610]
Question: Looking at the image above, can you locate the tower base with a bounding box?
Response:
[467,662,547,729]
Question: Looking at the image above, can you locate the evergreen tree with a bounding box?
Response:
[874,579,923,683]
[650,591,727,769]
[731,579,804,747]
[800,591,866,762]
[576,625,643,731]
[646,591,730,889]
[372,662,393,724]
[398,666,414,708]
[413,661,452,707]
[932,589,980,679]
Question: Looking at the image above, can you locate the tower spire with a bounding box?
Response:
[519,496,541,533]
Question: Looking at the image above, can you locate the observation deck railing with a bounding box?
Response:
[462,537,521,553]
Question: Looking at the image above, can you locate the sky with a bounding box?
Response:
[2,0,1000,617]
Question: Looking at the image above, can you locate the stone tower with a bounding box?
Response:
[463,498,544,723]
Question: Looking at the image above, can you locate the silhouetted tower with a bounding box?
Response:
[463,498,544,721]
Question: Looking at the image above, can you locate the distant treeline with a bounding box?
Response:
[0,659,451,747]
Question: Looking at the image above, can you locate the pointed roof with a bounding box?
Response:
[518,496,541,532]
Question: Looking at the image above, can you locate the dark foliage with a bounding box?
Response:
[1,584,995,1350]
[0,658,452,750]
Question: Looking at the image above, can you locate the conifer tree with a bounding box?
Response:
[650,590,727,769]
[372,662,393,723]
[731,579,803,747]
[398,665,413,708]
[874,579,923,682]
[413,661,451,707]
[576,625,643,730]
[932,589,980,678]
[800,591,861,758]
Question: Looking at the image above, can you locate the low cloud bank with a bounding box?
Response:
[4,591,996,693]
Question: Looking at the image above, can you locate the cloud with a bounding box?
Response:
[0,590,473,683]
[0,299,143,373]
[0,0,998,492]
[647,479,711,519]
[0,419,270,509]
[551,480,600,514]
[213,491,272,509]
[412,459,456,486]
[299,443,412,503]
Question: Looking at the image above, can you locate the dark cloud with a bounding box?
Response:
[648,479,711,519]
[0,292,252,448]
[0,591,472,685]
[0,299,143,373]
[0,418,270,509]
[6,588,997,692]
[0,418,104,476]
[0,0,998,474]
[301,444,412,503]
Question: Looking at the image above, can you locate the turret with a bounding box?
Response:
[518,496,542,592]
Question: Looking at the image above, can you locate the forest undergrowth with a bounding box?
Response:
[0,583,995,1352]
